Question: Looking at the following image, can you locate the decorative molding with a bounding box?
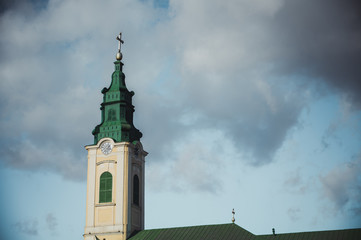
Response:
[96,160,117,166]
[83,231,124,236]
[95,203,116,207]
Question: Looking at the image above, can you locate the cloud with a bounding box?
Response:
[164,0,361,163]
[287,207,301,222]
[13,219,38,236]
[283,168,309,194]
[321,97,361,150]
[0,0,46,15]
[271,0,361,107]
[147,129,226,193]
[46,213,57,232]
[0,0,360,183]
[0,0,162,179]
[319,157,361,214]
[159,0,310,164]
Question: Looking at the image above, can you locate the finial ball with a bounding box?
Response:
[116,51,123,60]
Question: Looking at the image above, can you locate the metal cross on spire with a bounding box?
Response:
[116,32,124,51]
[116,32,124,60]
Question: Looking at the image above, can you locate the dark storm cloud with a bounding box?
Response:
[162,0,310,165]
[272,0,361,107]
[158,0,361,168]
[0,0,360,188]
[0,0,48,15]
[0,0,28,14]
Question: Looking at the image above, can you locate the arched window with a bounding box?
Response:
[133,175,139,206]
[107,109,116,121]
[99,172,112,203]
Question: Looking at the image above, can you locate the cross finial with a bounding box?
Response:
[116,32,124,60]
[116,32,124,51]
[232,208,235,223]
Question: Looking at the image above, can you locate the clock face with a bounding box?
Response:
[100,142,113,155]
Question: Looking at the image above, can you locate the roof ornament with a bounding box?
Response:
[116,32,124,60]
[232,208,235,223]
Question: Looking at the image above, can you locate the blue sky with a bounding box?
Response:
[0,0,361,240]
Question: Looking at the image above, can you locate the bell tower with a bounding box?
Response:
[84,33,147,240]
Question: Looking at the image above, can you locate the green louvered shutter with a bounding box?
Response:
[99,172,112,203]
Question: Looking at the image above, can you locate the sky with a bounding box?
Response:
[0,0,361,239]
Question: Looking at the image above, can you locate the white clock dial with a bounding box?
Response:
[100,142,113,155]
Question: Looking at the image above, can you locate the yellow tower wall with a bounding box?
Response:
[83,138,147,240]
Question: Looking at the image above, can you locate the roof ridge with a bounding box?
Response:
[142,223,237,231]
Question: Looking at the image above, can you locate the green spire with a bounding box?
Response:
[92,34,142,144]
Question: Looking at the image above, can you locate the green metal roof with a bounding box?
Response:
[128,224,361,240]
[128,223,254,240]
[256,228,361,240]
[92,60,142,144]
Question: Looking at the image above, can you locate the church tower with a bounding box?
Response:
[84,33,147,240]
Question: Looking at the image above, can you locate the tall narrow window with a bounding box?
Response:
[133,175,139,206]
[99,172,112,203]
